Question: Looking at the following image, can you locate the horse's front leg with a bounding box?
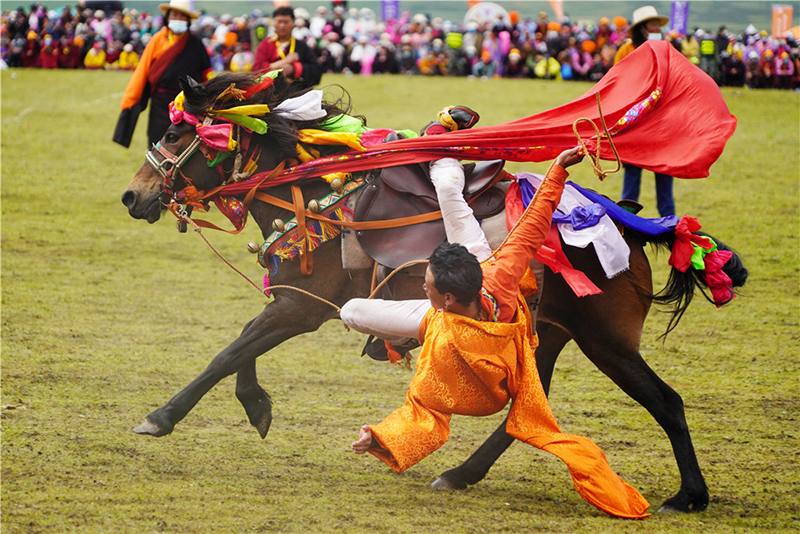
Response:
[133,293,333,437]
[235,358,273,439]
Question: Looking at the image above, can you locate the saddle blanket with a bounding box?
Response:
[512,172,680,284]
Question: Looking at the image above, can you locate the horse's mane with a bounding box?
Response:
[181,71,365,160]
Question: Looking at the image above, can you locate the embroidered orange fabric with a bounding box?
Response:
[366,164,651,519]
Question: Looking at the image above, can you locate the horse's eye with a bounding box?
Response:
[165,133,178,144]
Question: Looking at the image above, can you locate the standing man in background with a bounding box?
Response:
[252,6,322,88]
[614,6,675,217]
[113,0,212,148]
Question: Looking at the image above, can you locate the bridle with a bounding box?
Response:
[145,114,210,200]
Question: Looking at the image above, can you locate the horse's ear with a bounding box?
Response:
[178,76,201,98]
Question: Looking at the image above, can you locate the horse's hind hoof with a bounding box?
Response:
[430,474,468,490]
[658,490,709,513]
[132,418,172,437]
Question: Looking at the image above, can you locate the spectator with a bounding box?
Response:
[118,43,139,70]
[83,40,106,69]
[745,50,761,88]
[760,49,775,88]
[113,0,212,148]
[230,42,254,72]
[58,37,81,69]
[720,50,745,87]
[253,5,321,88]
[39,35,59,69]
[681,31,700,65]
[699,32,720,83]
[775,51,794,89]
[21,30,40,67]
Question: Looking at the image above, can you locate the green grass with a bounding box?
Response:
[2,69,799,533]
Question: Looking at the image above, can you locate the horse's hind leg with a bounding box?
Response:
[431,321,572,489]
[572,332,709,512]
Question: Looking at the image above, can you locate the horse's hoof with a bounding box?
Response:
[657,504,682,514]
[132,419,172,437]
[658,490,709,513]
[255,410,273,440]
[430,475,468,490]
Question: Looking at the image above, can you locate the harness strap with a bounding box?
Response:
[291,185,313,275]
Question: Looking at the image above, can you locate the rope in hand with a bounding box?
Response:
[574,92,621,181]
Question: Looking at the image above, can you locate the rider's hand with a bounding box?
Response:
[555,147,584,170]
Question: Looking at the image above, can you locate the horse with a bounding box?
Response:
[121,72,747,513]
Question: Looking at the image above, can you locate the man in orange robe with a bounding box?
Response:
[113,0,212,148]
[343,149,651,519]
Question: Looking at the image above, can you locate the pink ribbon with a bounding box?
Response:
[168,102,234,152]
[701,249,735,307]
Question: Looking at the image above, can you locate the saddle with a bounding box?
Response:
[353,160,507,268]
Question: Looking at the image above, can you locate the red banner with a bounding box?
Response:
[219,42,737,197]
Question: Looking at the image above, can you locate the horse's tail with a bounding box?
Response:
[637,229,748,338]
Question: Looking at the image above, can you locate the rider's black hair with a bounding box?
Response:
[428,241,483,307]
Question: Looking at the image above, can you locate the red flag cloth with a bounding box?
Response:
[219,40,736,195]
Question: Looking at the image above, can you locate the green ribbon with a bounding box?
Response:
[689,237,718,271]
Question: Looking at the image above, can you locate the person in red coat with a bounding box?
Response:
[252,6,321,88]
[39,35,59,69]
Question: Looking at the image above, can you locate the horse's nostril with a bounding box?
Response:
[121,190,137,208]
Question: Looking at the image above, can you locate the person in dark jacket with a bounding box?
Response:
[113,0,211,148]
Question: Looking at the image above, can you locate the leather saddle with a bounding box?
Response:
[353,160,507,269]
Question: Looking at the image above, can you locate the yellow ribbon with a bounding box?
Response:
[297,129,365,151]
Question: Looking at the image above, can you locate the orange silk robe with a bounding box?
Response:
[367,164,651,519]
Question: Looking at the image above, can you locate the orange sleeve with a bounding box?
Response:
[120,29,170,110]
[482,163,567,322]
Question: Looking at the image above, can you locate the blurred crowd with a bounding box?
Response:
[2,3,799,90]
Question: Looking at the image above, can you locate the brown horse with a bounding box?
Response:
[121,73,746,513]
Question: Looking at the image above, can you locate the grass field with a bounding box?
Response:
[1,69,798,533]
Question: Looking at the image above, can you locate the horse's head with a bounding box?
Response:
[122,72,355,225]
[121,119,213,223]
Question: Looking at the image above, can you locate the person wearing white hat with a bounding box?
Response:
[613,5,668,64]
[113,0,211,148]
[613,6,676,218]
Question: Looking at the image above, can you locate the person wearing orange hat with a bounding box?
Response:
[252,6,321,88]
[21,30,41,68]
[760,49,776,88]
[113,0,212,148]
[614,6,676,218]
[775,50,794,89]
[595,17,612,49]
